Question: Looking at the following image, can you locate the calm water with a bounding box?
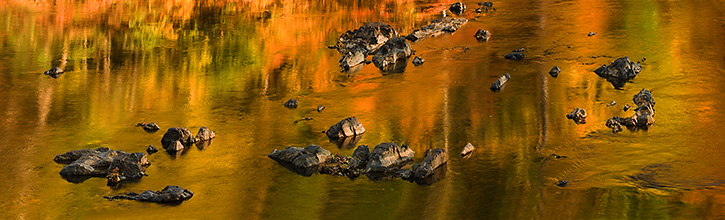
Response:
[1,0,724,219]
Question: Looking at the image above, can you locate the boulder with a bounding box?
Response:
[449,2,466,14]
[104,185,193,204]
[195,127,215,141]
[146,145,158,154]
[406,17,468,41]
[44,67,64,78]
[372,37,412,72]
[504,52,525,60]
[268,145,332,169]
[412,56,425,66]
[594,57,642,88]
[549,66,561,78]
[365,143,415,172]
[490,73,510,92]
[461,143,475,157]
[474,29,490,41]
[412,148,448,179]
[284,99,298,109]
[348,145,371,170]
[566,108,587,124]
[325,116,366,140]
[54,148,150,183]
[161,127,194,146]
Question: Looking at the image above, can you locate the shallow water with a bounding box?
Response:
[1,0,724,219]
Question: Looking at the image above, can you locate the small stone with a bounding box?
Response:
[556,180,568,187]
[566,108,587,124]
[623,104,631,112]
[608,101,617,106]
[146,145,158,154]
[460,143,475,157]
[513,48,525,52]
[141,123,160,132]
[44,67,64,78]
[549,66,561,77]
[550,154,567,159]
[504,52,525,61]
[587,32,597,37]
[284,99,298,109]
[474,29,491,41]
[412,56,425,66]
[449,2,466,14]
[490,73,510,92]
[317,105,325,112]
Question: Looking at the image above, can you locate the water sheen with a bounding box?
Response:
[1,0,724,219]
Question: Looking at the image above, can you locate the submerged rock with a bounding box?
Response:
[365,143,415,172]
[412,148,448,179]
[461,143,475,157]
[44,67,64,78]
[549,66,561,78]
[474,29,491,41]
[594,57,642,88]
[566,108,587,124]
[54,147,150,183]
[268,145,332,169]
[161,127,194,147]
[104,185,193,204]
[326,116,366,140]
[412,56,425,66]
[372,37,413,72]
[284,99,298,109]
[449,2,466,14]
[195,127,215,142]
[490,73,511,92]
[606,89,656,133]
[406,17,468,42]
[504,52,525,60]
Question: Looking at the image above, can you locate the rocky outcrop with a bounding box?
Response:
[54,147,150,183]
[326,116,366,140]
[606,89,656,133]
[372,37,412,72]
[268,145,332,169]
[365,143,415,172]
[594,57,642,88]
[406,17,468,42]
[474,29,490,41]
[412,148,448,179]
[566,108,587,124]
[44,67,64,78]
[104,186,193,204]
[490,73,510,92]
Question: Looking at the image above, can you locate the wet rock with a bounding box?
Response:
[412,56,425,66]
[481,2,493,7]
[607,100,617,106]
[161,127,194,147]
[406,17,468,42]
[587,32,597,37]
[195,139,213,150]
[566,108,587,124]
[412,148,448,179]
[606,89,655,132]
[334,22,399,56]
[317,105,325,112]
[54,148,150,183]
[475,8,483,13]
[44,67,64,78]
[474,29,491,41]
[461,143,475,157]
[325,116,366,140]
[504,52,525,61]
[268,145,332,169]
[556,180,568,187]
[396,169,414,181]
[490,73,510,92]
[513,48,525,52]
[146,145,158,155]
[166,141,184,152]
[339,50,366,71]
[283,99,298,109]
[623,104,631,112]
[641,57,647,62]
[365,143,415,172]
[372,37,412,72]
[136,122,160,132]
[549,66,561,77]
[104,185,193,204]
[195,127,215,142]
[349,145,371,170]
[449,2,466,14]
[594,56,642,88]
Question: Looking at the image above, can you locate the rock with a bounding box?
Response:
[556,180,568,187]
[365,143,415,172]
[195,139,213,150]
[44,67,64,78]
[594,57,642,88]
[339,50,366,71]
[475,8,483,13]
[504,52,525,61]
[396,169,415,181]
[334,22,399,56]
[136,122,160,132]
[641,57,647,62]
[412,56,425,66]
[449,2,466,14]
[284,99,298,109]
[566,108,587,124]
[513,48,525,52]
[349,145,371,170]
[268,145,332,170]
[195,127,215,141]
[161,127,194,146]
[104,185,193,204]
[608,100,617,106]
[550,154,567,159]
[325,116,366,140]
[606,89,655,133]
[54,148,150,183]
[412,148,448,179]
[490,73,510,92]
[461,143,475,157]
[372,37,412,72]
[406,17,468,42]
[146,145,158,154]
[166,141,184,152]
[474,29,491,41]
[481,2,493,7]
[549,66,561,77]
[587,32,597,36]
[317,105,325,112]
[623,104,631,112]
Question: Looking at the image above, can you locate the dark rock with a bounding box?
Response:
[412,56,425,66]
[504,52,525,60]
[335,22,399,56]
[104,185,193,204]
[372,37,412,72]
[268,145,332,169]
[166,141,184,152]
[161,127,194,147]
[475,8,483,13]
[414,163,447,185]
[195,127,215,142]
[461,143,475,157]
[396,169,414,181]
[566,108,587,124]
[106,152,150,182]
[482,2,493,7]
[339,50,366,71]
[608,100,617,106]
[54,148,150,183]
[412,148,448,179]
[641,57,647,62]
[53,148,108,164]
[490,73,510,92]
[474,29,491,41]
[550,154,567,159]
[365,143,415,172]
[136,122,160,132]
[606,89,655,132]
[317,105,325,112]
[513,48,525,52]
[594,57,642,89]
[587,32,597,37]
[195,139,213,150]
[44,67,64,78]
[146,145,158,154]
[556,180,568,187]
[294,117,314,123]
[407,17,468,42]
[284,99,298,109]
[623,104,631,112]
[549,66,561,77]
[449,2,466,14]
[349,145,371,170]
[325,116,366,140]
